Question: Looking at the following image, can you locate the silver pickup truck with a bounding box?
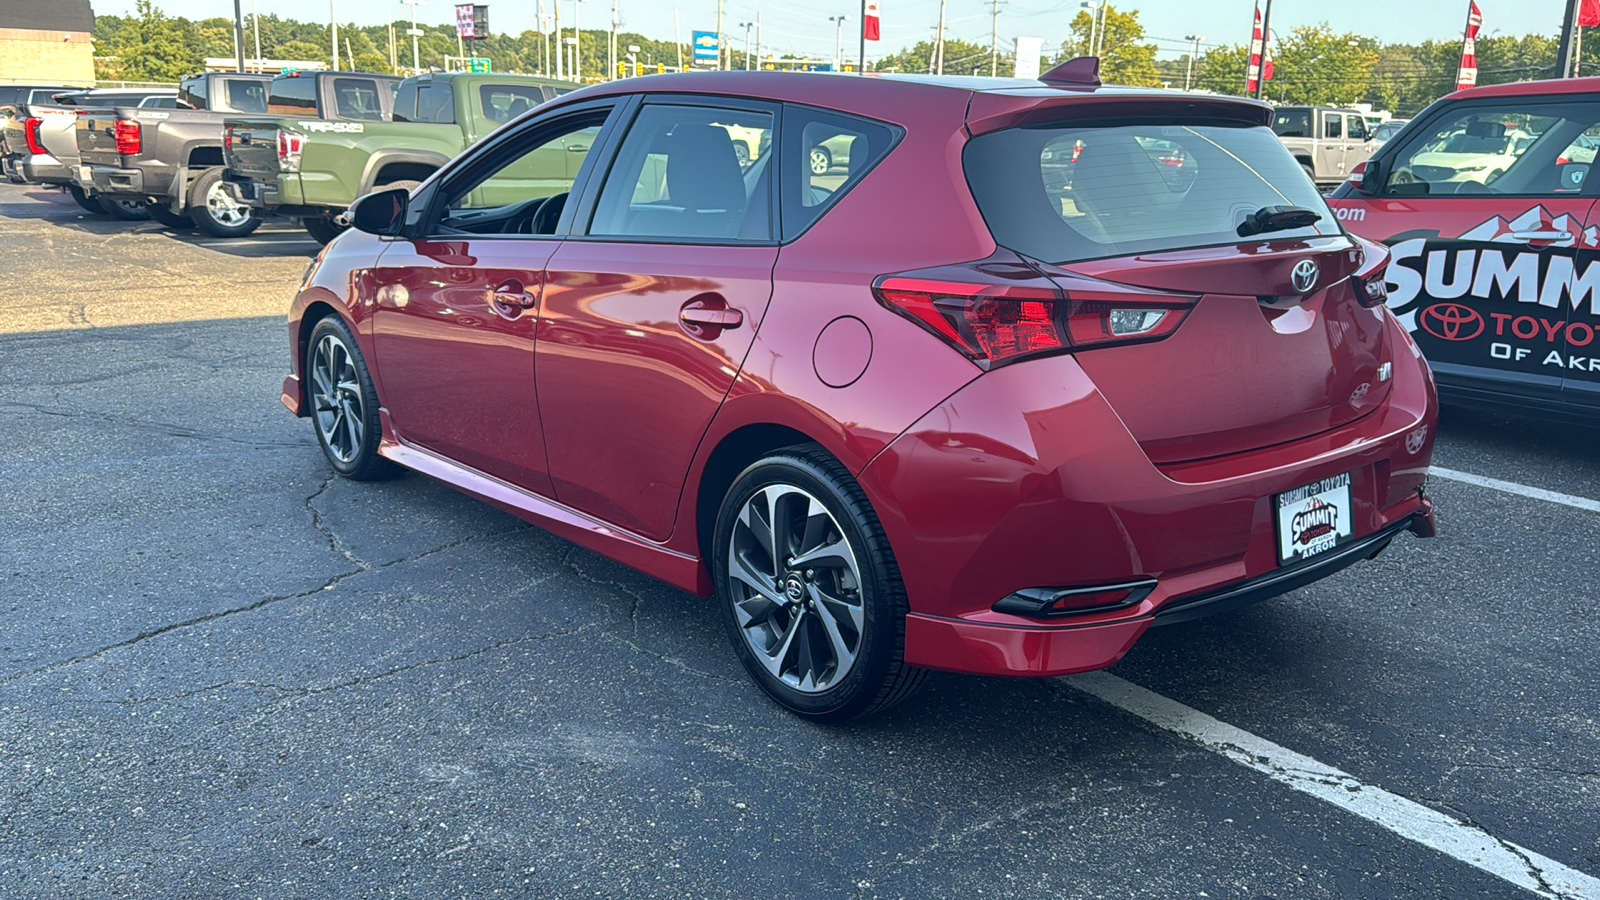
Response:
[75,72,275,235]
[1271,106,1375,189]
[2,88,176,218]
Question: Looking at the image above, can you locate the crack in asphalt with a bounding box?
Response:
[562,550,733,683]
[0,399,302,450]
[1445,761,1600,781]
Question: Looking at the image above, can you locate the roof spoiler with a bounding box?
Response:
[1039,56,1100,89]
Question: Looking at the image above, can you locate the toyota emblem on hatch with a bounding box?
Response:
[1291,259,1319,293]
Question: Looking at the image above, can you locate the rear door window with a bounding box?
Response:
[964,122,1339,265]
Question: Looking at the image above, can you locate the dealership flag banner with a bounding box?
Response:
[456,4,475,38]
[864,0,881,41]
[1245,5,1272,93]
[1455,1,1482,90]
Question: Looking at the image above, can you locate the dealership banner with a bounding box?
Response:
[1455,1,1481,90]
[864,0,880,41]
[1245,5,1273,94]
[456,4,475,38]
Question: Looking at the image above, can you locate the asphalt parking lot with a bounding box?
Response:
[1,181,1597,899]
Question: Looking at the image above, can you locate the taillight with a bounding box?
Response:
[113,120,141,155]
[873,271,1194,367]
[1346,160,1368,187]
[23,117,46,155]
[276,129,304,172]
[1349,233,1390,309]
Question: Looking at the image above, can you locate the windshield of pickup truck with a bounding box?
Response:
[481,84,547,124]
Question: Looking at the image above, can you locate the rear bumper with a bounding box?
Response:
[87,165,149,197]
[224,169,304,211]
[15,155,69,184]
[865,313,1439,678]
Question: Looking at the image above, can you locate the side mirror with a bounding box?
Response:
[1356,157,1384,195]
[349,187,410,237]
[1556,161,1589,193]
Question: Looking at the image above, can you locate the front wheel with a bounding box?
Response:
[713,446,924,722]
[306,316,398,481]
[189,167,260,238]
[303,216,347,245]
[809,146,832,175]
[148,204,195,230]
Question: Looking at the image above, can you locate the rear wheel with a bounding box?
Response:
[189,167,259,238]
[66,184,103,214]
[809,146,832,175]
[97,194,150,220]
[713,446,924,722]
[147,204,195,230]
[306,316,398,481]
[1300,162,1316,183]
[303,216,347,245]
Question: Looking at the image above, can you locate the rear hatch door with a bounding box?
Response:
[964,96,1390,464]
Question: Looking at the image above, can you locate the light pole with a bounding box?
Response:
[400,0,424,74]
[933,0,946,73]
[575,0,585,82]
[609,0,618,81]
[1183,34,1202,90]
[564,35,579,79]
[1080,1,1097,57]
[739,21,754,70]
[232,0,246,72]
[828,15,849,71]
[330,0,339,69]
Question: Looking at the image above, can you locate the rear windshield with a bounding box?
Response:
[268,76,317,115]
[964,122,1340,265]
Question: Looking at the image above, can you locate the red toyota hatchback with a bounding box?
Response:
[282,62,1438,720]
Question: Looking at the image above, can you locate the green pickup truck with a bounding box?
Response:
[223,71,573,242]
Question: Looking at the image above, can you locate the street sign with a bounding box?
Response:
[692,31,719,65]
[469,57,491,73]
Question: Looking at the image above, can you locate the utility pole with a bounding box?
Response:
[609,0,618,81]
[401,0,424,74]
[1183,34,1201,90]
[232,0,246,71]
[739,21,754,69]
[252,0,261,71]
[1254,0,1272,98]
[933,0,947,74]
[715,0,725,69]
[757,13,762,70]
[330,0,339,69]
[555,0,564,78]
[989,0,1000,76]
[858,0,865,73]
[674,7,683,71]
[575,0,584,81]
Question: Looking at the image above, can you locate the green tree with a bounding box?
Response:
[872,38,988,74]
[99,0,200,82]
[1266,25,1377,105]
[1195,43,1250,96]
[1059,5,1159,86]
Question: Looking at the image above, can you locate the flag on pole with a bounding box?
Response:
[1581,0,1600,27]
[1246,4,1264,93]
[864,0,881,41]
[1456,0,1482,90]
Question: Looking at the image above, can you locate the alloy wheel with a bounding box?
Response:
[310,333,365,464]
[728,483,865,693]
[205,179,252,228]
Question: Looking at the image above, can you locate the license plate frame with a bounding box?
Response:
[1274,471,1354,566]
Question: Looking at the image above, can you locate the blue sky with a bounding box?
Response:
[95,0,1571,63]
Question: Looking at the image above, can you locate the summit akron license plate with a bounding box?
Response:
[1275,472,1353,565]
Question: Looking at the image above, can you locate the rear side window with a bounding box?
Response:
[141,96,179,108]
[780,105,897,240]
[268,76,317,115]
[179,77,206,109]
[480,84,544,124]
[414,82,454,123]
[334,78,386,120]
[964,122,1339,265]
[1272,110,1310,137]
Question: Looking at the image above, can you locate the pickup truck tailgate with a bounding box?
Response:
[75,111,125,167]
[224,118,285,180]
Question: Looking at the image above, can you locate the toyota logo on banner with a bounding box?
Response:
[1419,303,1484,341]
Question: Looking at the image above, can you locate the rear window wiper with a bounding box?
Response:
[1237,205,1322,238]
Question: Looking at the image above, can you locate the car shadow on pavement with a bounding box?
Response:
[1,186,320,258]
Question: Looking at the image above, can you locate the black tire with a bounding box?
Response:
[305,316,399,481]
[733,143,751,168]
[374,178,422,195]
[147,204,195,230]
[713,445,925,722]
[1300,162,1316,183]
[67,183,103,214]
[303,216,347,245]
[188,166,260,238]
[97,194,150,220]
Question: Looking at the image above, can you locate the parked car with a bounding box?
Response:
[284,66,1436,721]
[223,71,567,243]
[1272,105,1375,187]
[2,88,177,218]
[1370,117,1410,147]
[1329,76,1600,424]
[73,72,295,235]
[0,84,80,111]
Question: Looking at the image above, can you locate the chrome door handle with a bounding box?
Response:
[679,307,743,328]
[493,290,537,309]
[567,144,589,152]
[1508,230,1572,242]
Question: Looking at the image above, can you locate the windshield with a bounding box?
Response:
[964,121,1340,265]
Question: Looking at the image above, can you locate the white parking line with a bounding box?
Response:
[1065,672,1600,900]
[1430,466,1600,514]
[196,238,322,247]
